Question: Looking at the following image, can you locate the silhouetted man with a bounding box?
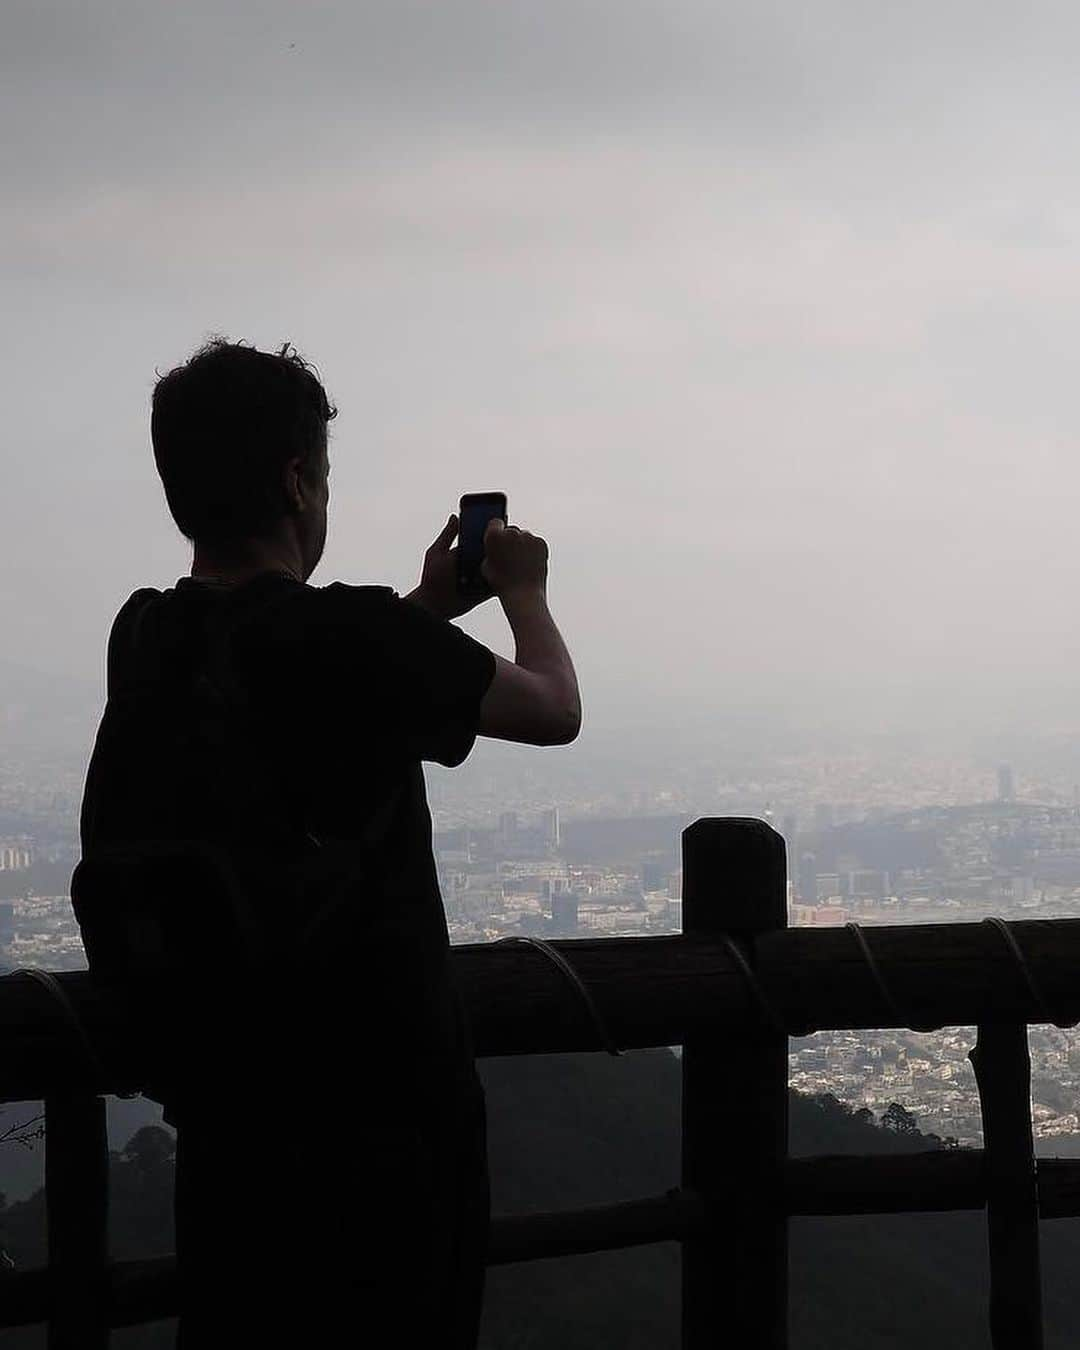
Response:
[76,339,581,1346]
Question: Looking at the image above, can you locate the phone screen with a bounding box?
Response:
[458,492,507,592]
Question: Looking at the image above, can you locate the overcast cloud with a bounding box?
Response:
[5,0,1080,746]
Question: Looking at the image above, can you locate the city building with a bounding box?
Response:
[998,764,1015,802]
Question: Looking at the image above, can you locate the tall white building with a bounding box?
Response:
[0,844,32,871]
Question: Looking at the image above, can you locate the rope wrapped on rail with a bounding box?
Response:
[13,968,113,1090]
[495,937,622,1056]
[844,921,961,1033]
[717,934,805,1037]
[982,916,1077,1030]
[843,917,1079,1037]
[496,928,807,1050]
[499,919,1072,1046]
[845,922,911,1028]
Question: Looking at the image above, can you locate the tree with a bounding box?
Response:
[881,1102,919,1135]
[0,1108,44,1152]
[121,1125,176,1176]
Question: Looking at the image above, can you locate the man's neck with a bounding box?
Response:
[191,535,304,585]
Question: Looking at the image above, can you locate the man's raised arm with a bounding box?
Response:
[478,520,581,748]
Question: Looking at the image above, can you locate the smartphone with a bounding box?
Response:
[457,492,508,597]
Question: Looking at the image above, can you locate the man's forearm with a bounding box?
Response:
[501,589,581,723]
[402,585,437,615]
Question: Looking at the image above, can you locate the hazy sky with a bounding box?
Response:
[6,1,1080,741]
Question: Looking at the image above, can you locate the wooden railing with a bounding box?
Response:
[4,817,1080,1347]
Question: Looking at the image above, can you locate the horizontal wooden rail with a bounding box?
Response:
[454,920,1080,1055]
[488,1155,1080,1244]
[4,1154,1080,1330]
[490,1190,706,1264]
[3,918,1080,1100]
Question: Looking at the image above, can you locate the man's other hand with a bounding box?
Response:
[404,514,488,622]
[480,518,548,600]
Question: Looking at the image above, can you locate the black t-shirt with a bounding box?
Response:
[78,572,496,1112]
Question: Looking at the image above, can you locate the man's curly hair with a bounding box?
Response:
[150,337,338,544]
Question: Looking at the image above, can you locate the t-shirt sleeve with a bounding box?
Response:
[319,584,497,767]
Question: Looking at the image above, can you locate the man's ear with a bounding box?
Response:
[283,456,306,513]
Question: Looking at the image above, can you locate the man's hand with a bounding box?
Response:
[404,514,490,621]
[481,518,548,601]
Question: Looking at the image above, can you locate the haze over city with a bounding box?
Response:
[6,0,1080,749]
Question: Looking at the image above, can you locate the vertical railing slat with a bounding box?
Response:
[970,1022,1044,1350]
[681,817,788,1349]
[45,1092,110,1349]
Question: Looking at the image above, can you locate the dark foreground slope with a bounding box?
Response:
[480,1051,1080,1349]
[2,1050,1080,1347]
[480,1051,961,1349]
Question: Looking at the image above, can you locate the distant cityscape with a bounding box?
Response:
[6,738,1080,1148]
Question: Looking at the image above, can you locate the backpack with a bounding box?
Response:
[71,580,402,1117]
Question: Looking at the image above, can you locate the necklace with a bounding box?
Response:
[189,569,302,587]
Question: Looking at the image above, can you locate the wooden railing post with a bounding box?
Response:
[681,817,788,1349]
[45,1092,109,1350]
[970,1023,1044,1349]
